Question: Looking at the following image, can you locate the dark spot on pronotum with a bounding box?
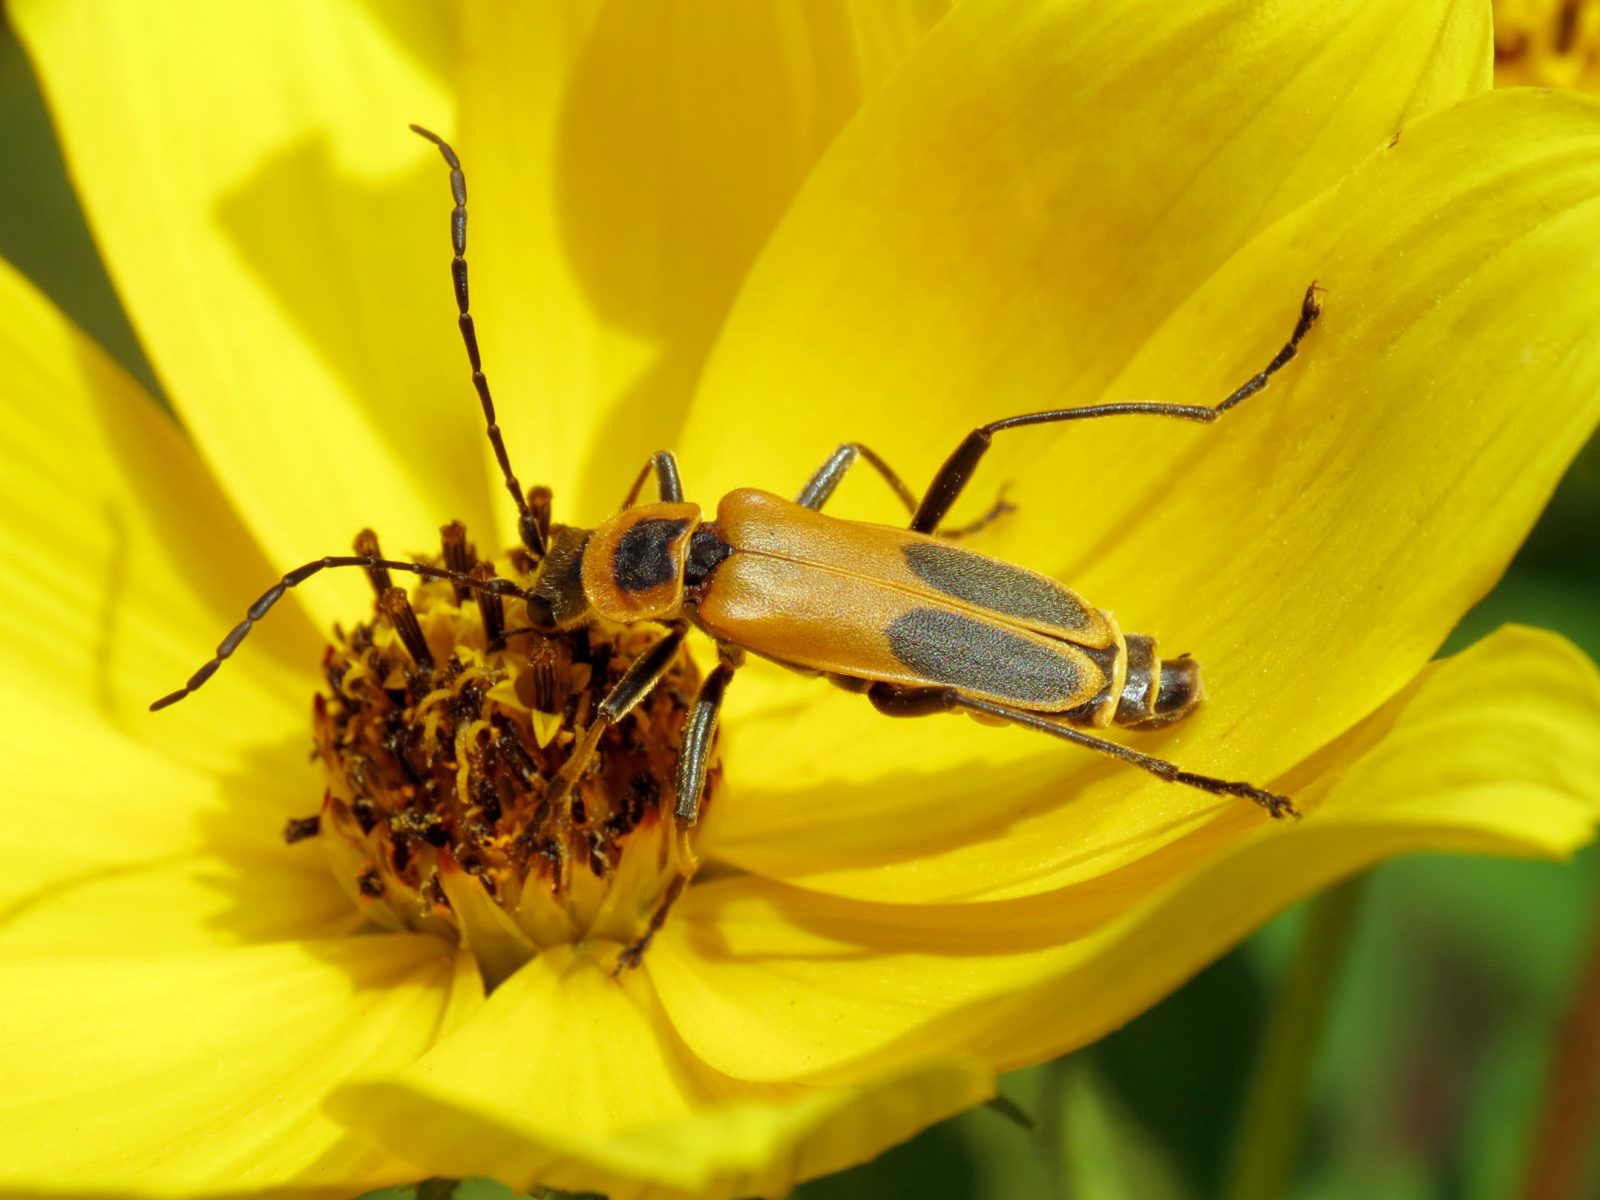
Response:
[886,607,1083,706]
[613,518,690,591]
[902,542,1101,636]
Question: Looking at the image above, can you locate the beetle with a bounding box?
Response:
[155,126,1318,891]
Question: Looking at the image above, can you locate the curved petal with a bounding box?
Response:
[0,699,356,956]
[455,0,950,537]
[0,257,348,951]
[685,0,1488,512]
[329,946,991,1199]
[655,626,1600,1083]
[11,3,490,629]
[0,935,467,1197]
[0,255,315,766]
[701,88,1600,902]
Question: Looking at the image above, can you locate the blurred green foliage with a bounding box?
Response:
[5,11,1595,1198]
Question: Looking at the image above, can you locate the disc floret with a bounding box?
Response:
[305,525,707,984]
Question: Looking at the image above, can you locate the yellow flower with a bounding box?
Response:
[5,2,1600,1198]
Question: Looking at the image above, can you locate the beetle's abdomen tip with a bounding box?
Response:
[1115,635,1203,729]
[1151,654,1203,724]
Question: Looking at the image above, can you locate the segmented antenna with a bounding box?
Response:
[149,556,543,711]
[410,124,542,555]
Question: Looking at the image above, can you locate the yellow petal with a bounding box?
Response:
[329,946,991,1198]
[0,255,315,767]
[686,0,1488,510]
[0,257,347,952]
[455,1,950,537]
[11,4,487,629]
[0,700,363,959]
[685,0,1490,879]
[700,88,1600,902]
[654,626,1600,1084]
[0,935,459,1196]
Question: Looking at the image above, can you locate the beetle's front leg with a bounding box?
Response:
[619,451,686,508]
[544,626,687,817]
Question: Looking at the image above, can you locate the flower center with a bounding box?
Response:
[295,522,708,985]
[1494,0,1600,89]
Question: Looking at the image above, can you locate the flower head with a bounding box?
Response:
[4,2,1600,1198]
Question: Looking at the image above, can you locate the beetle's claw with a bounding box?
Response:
[1252,787,1300,821]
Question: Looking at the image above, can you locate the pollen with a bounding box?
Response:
[302,523,709,985]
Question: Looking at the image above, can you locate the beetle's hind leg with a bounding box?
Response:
[865,683,1298,819]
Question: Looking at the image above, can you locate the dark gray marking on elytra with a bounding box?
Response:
[615,518,690,591]
[886,607,1082,705]
[902,542,1098,635]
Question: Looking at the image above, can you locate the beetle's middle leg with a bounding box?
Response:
[797,442,1014,538]
[865,683,1298,819]
[910,282,1322,534]
[614,652,739,974]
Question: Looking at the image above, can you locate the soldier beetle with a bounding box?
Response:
[154,128,1319,957]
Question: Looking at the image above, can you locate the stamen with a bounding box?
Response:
[471,561,505,649]
[441,520,477,601]
[379,587,434,673]
[1494,0,1600,87]
[352,529,392,598]
[530,639,558,713]
[282,814,321,843]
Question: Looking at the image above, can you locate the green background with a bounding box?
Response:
[6,14,1596,1198]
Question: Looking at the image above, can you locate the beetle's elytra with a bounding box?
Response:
[154,126,1319,965]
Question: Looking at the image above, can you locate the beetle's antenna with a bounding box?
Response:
[410,124,543,556]
[150,555,545,712]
